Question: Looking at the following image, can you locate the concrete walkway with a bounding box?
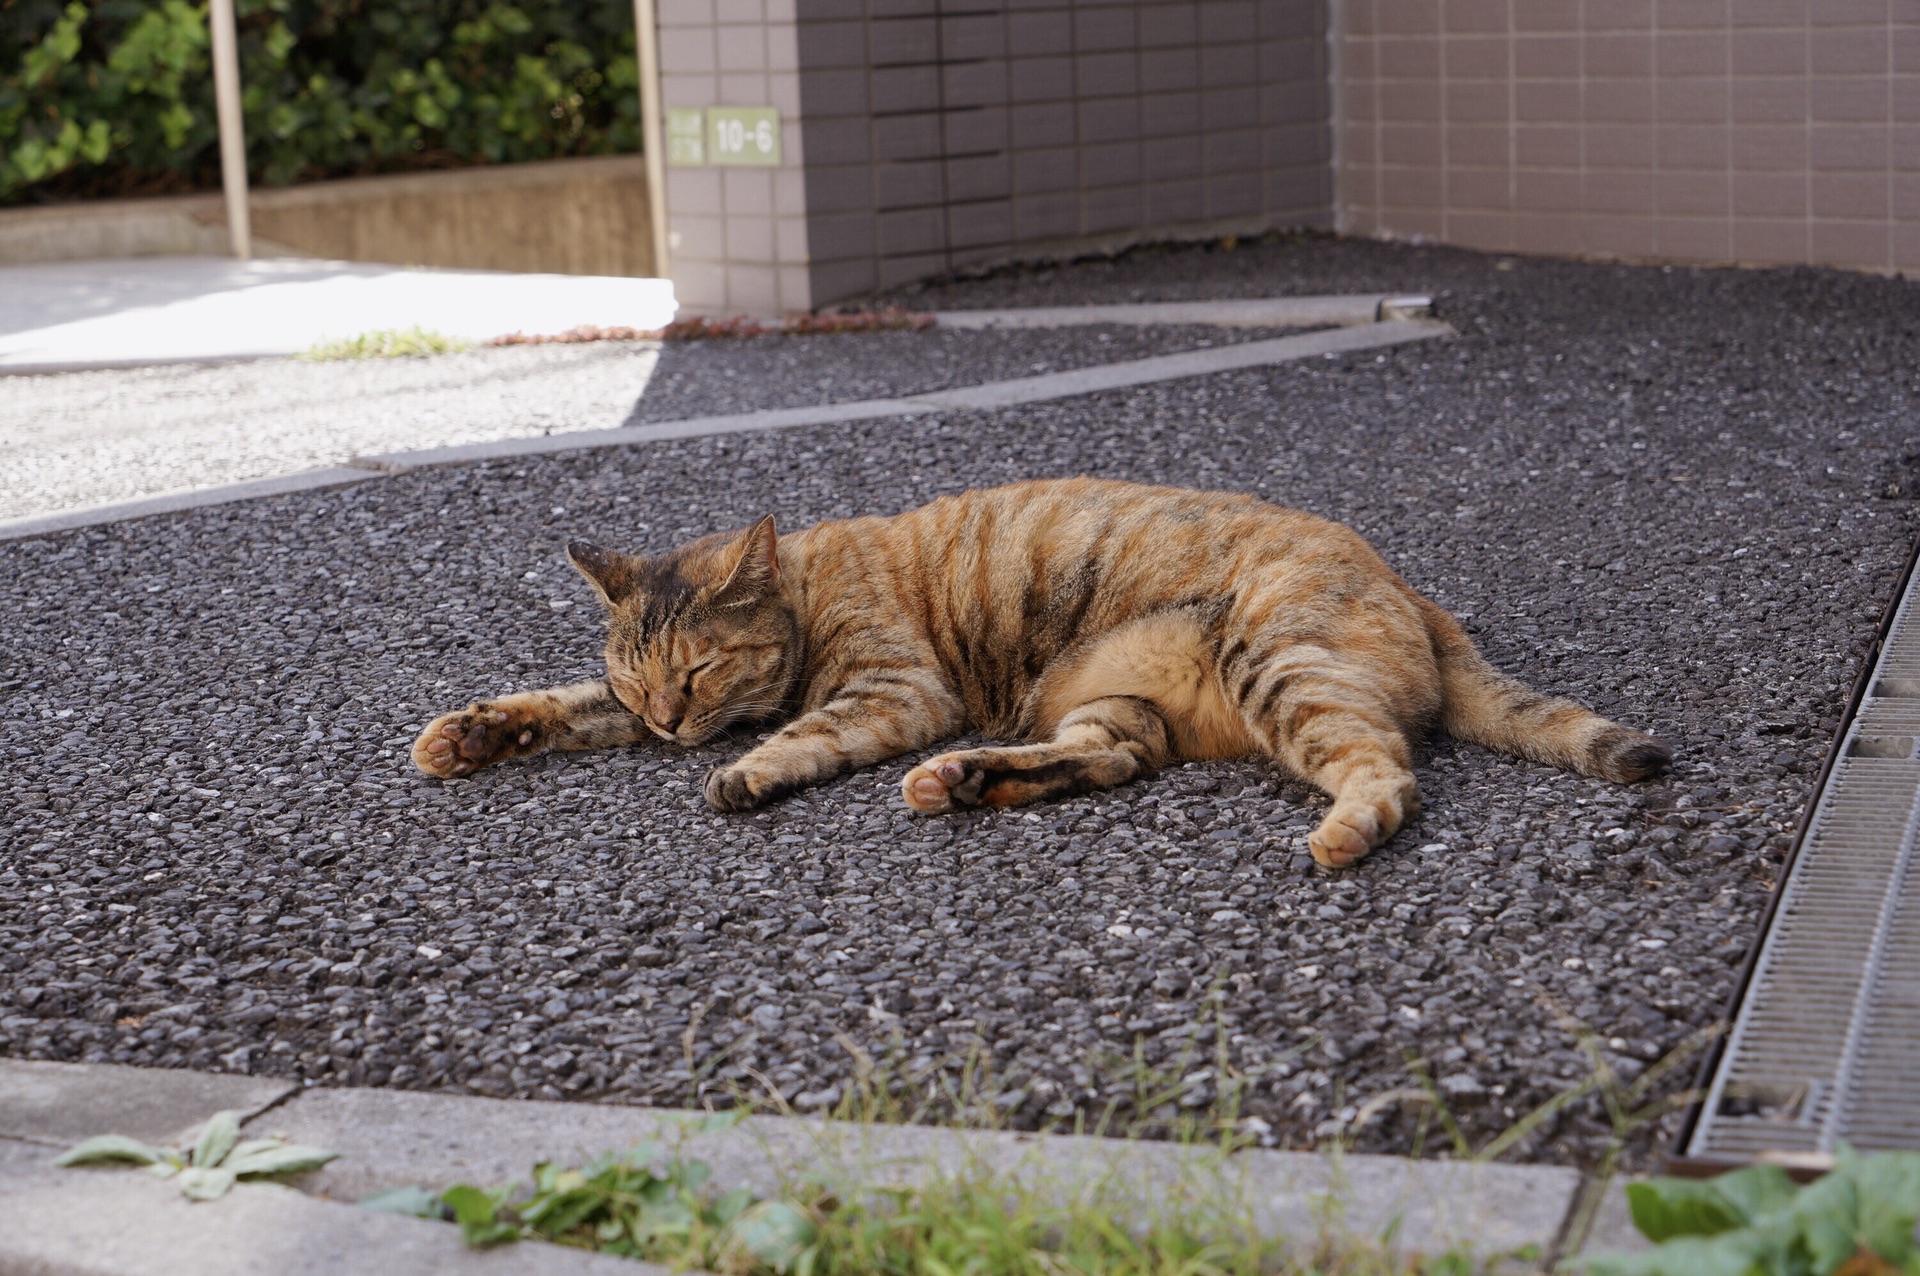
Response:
[0,257,679,372]
[0,1057,1612,1275]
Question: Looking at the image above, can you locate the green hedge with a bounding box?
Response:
[0,0,641,206]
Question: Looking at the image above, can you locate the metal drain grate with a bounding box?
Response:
[1687,545,1920,1158]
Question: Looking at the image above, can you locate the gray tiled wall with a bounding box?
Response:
[1334,0,1920,274]
[797,0,1335,302]
[660,0,1334,312]
[659,0,813,314]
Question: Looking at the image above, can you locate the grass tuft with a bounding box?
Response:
[300,327,470,360]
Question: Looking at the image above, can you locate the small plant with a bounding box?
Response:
[484,309,937,347]
[56,1109,337,1200]
[368,1100,1497,1274]
[1580,1146,1920,1276]
[300,327,471,360]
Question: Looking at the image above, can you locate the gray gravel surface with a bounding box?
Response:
[4,238,1918,1172]
[0,324,1288,523]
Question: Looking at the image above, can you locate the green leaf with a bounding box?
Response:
[441,1183,520,1247]
[192,1110,242,1168]
[1786,1170,1859,1274]
[225,1143,339,1178]
[178,1166,238,1200]
[1847,1150,1920,1263]
[225,1139,283,1163]
[56,1134,167,1167]
[696,1109,747,1135]
[360,1185,449,1220]
[712,1185,758,1227]
[1627,1179,1746,1242]
[618,1141,662,1169]
[1586,1229,1786,1276]
[721,1200,818,1274]
[1710,1165,1801,1227]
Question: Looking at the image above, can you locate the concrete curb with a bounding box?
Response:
[0,1139,655,1276]
[353,320,1446,474]
[909,320,1442,411]
[0,1058,1581,1274]
[932,293,1429,330]
[0,1057,297,1150]
[349,398,932,473]
[0,310,1448,543]
[0,466,376,543]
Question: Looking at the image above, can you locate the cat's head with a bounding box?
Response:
[567,516,798,745]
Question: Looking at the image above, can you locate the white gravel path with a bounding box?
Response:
[0,344,659,522]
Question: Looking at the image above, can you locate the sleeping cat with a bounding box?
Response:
[413,478,1668,867]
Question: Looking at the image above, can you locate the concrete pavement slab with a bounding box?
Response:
[0,1136,655,1276]
[0,1057,294,1148]
[267,1085,1579,1259]
[0,257,677,372]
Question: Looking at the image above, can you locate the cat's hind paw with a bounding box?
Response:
[902,756,988,813]
[412,703,536,778]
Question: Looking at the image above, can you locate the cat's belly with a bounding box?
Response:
[1168,674,1263,759]
[1029,610,1261,759]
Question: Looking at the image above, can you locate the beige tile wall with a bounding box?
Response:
[1334,0,1920,273]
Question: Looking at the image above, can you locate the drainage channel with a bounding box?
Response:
[1684,537,1920,1160]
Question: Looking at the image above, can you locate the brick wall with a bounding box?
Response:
[1334,0,1920,274]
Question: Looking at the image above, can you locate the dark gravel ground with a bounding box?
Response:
[4,237,1918,1172]
[624,321,1302,423]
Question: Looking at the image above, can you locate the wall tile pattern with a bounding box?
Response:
[793,0,1335,302]
[659,0,815,313]
[1335,0,1920,273]
[661,0,1334,311]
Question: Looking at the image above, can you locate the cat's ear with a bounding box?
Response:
[712,515,780,607]
[567,541,642,606]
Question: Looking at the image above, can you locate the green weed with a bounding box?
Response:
[56,1109,336,1200]
[1579,1146,1920,1276]
[381,1124,1486,1275]
[299,327,470,360]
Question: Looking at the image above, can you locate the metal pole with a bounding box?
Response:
[207,0,251,259]
[630,0,670,278]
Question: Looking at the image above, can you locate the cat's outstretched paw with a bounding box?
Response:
[1307,803,1381,869]
[902,755,987,813]
[704,763,795,812]
[412,703,535,778]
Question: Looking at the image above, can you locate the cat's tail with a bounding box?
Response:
[1417,597,1671,783]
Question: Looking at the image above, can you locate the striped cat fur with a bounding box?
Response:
[414,479,1669,867]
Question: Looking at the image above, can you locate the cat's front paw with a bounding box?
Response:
[1307,803,1380,869]
[412,703,536,778]
[902,755,988,813]
[704,763,794,812]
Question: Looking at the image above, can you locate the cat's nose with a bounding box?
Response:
[659,713,684,734]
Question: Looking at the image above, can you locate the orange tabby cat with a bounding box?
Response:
[413,479,1668,867]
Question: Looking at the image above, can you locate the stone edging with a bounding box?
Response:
[0,1056,1590,1276]
[0,313,1447,544]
